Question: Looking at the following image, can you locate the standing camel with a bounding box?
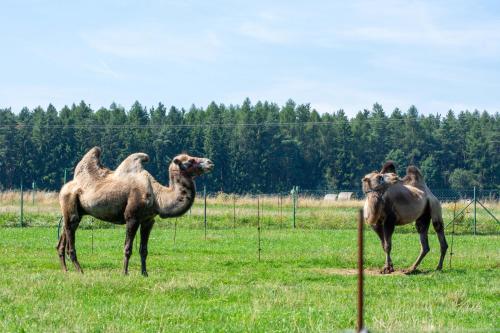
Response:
[57,147,213,276]
[362,162,448,274]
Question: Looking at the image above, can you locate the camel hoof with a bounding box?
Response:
[403,268,418,275]
[380,266,394,274]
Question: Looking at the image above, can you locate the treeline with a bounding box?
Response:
[0,99,498,192]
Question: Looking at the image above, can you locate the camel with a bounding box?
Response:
[57,147,213,276]
[362,161,448,274]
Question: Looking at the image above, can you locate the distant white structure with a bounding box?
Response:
[337,192,354,201]
[323,193,338,201]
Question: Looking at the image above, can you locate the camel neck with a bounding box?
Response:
[363,192,385,226]
[153,174,196,218]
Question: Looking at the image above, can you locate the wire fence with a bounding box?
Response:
[0,187,498,235]
[244,188,499,202]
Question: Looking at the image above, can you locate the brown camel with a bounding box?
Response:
[362,161,448,274]
[57,147,213,276]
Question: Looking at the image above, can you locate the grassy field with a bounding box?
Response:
[0,192,499,332]
[1,191,499,233]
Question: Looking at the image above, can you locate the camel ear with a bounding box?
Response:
[381,161,396,174]
[173,158,187,170]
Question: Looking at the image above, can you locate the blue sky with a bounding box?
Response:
[1,0,499,117]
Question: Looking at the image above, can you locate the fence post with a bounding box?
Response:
[357,209,365,333]
[449,210,455,268]
[233,194,236,235]
[20,182,24,227]
[204,185,207,240]
[91,218,94,254]
[279,193,283,228]
[32,181,36,205]
[291,186,298,229]
[473,186,477,235]
[257,195,261,261]
[64,168,67,184]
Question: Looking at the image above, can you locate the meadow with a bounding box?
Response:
[0,192,499,332]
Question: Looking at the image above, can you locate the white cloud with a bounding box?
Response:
[237,1,500,57]
[238,21,294,45]
[81,25,222,62]
[83,60,123,79]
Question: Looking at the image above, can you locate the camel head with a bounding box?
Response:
[169,154,214,178]
[362,160,402,194]
[362,171,387,194]
[362,171,400,194]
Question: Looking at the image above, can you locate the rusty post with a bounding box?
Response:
[357,209,364,333]
[257,195,261,261]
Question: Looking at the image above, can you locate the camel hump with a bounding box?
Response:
[381,160,397,174]
[115,153,150,176]
[403,165,426,186]
[74,147,111,182]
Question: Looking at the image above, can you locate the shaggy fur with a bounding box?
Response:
[57,147,213,276]
[362,162,448,274]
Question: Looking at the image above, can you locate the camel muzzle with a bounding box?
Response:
[200,160,214,172]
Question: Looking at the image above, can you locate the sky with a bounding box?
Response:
[1,0,499,117]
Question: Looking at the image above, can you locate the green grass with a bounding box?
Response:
[0,225,498,332]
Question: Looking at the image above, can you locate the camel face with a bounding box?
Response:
[362,172,386,193]
[171,154,214,177]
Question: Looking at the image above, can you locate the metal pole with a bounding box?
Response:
[357,209,364,333]
[473,187,477,235]
[91,218,94,254]
[204,185,207,240]
[32,181,35,205]
[293,187,297,229]
[449,211,455,268]
[233,194,236,235]
[64,168,67,184]
[20,182,24,227]
[257,195,261,261]
[262,196,266,227]
[279,193,283,228]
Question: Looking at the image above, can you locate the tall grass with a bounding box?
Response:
[1,191,498,233]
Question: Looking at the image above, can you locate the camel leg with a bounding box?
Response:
[406,213,431,274]
[381,221,395,274]
[432,218,448,270]
[56,232,68,272]
[139,219,155,277]
[65,214,83,273]
[58,192,77,272]
[371,223,390,272]
[123,219,140,275]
